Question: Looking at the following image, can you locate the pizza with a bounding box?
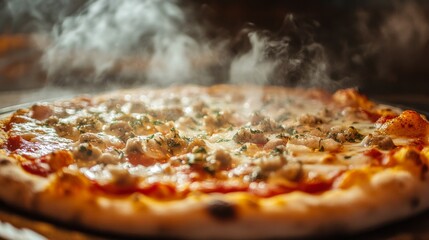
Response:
[0,84,428,239]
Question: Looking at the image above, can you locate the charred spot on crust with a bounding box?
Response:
[207,200,237,221]
[410,197,420,209]
[0,158,11,166]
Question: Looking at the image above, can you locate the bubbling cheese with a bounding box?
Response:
[4,85,425,198]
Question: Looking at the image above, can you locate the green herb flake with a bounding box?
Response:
[147,134,155,139]
[193,146,207,154]
[79,145,87,152]
[167,139,181,148]
[286,127,297,135]
[152,120,163,125]
[250,129,263,134]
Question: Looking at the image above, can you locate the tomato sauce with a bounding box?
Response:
[21,159,52,177]
[127,153,165,167]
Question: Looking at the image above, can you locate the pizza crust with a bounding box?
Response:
[0,153,428,239]
[0,85,428,239]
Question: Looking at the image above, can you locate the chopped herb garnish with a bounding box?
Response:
[193,146,207,154]
[114,149,125,159]
[276,133,289,139]
[167,139,181,148]
[196,133,208,140]
[152,120,163,125]
[250,129,263,134]
[154,139,162,146]
[147,134,155,139]
[286,127,297,135]
[79,145,87,152]
[130,119,143,129]
[272,146,284,154]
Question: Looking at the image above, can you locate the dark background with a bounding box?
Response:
[194,0,429,95]
[0,0,428,97]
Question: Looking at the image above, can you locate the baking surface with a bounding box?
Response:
[0,202,104,240]
[2,200,429,240]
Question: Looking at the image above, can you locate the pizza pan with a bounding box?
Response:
[0,99,428,240]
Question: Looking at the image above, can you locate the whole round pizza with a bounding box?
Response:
[0,85,428,239]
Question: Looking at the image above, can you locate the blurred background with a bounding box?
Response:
[0,0,428,109]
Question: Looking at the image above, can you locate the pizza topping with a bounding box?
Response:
[54,121,79,139]
[319,138,342,152]
[44,150,74,171]
[269,160,303,182]
[361,134,395,150]
[233,128,268,144]
[210,149,233,170]
[298,113,324,126]
[124,135,168,160]
[263,138,288,151]
[30,104,53,121]
[379,110,429,137]
[332,88,373,109]
[21,159,51,177]
[328,126,364,143]
[76,116,103,134]
[2,86,427,199]
[107,121,133,141]
[289,135,321,150]
[73,143,102,161]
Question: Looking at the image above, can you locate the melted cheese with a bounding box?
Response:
[3,85,426,197]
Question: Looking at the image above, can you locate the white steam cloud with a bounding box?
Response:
[2,0,429,92]
[35,0,334,88]
[230,33,279,85]
[43,0,214,85]
[5,0,379,90]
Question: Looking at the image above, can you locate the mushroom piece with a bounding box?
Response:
[361,134,395,150]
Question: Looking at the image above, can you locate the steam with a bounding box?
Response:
[34,0,333,88]
[42,0,213,86]
[354,1,429,84]
[230,33,278,85]
[230,15,332,88]
[2,0,80,33]
[5,0,427,91]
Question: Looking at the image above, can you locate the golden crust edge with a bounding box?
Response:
[0,154,428,239]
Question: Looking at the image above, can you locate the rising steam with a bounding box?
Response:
[3,0,428,91]
[31,0,332,88]
[42,0,213,86]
